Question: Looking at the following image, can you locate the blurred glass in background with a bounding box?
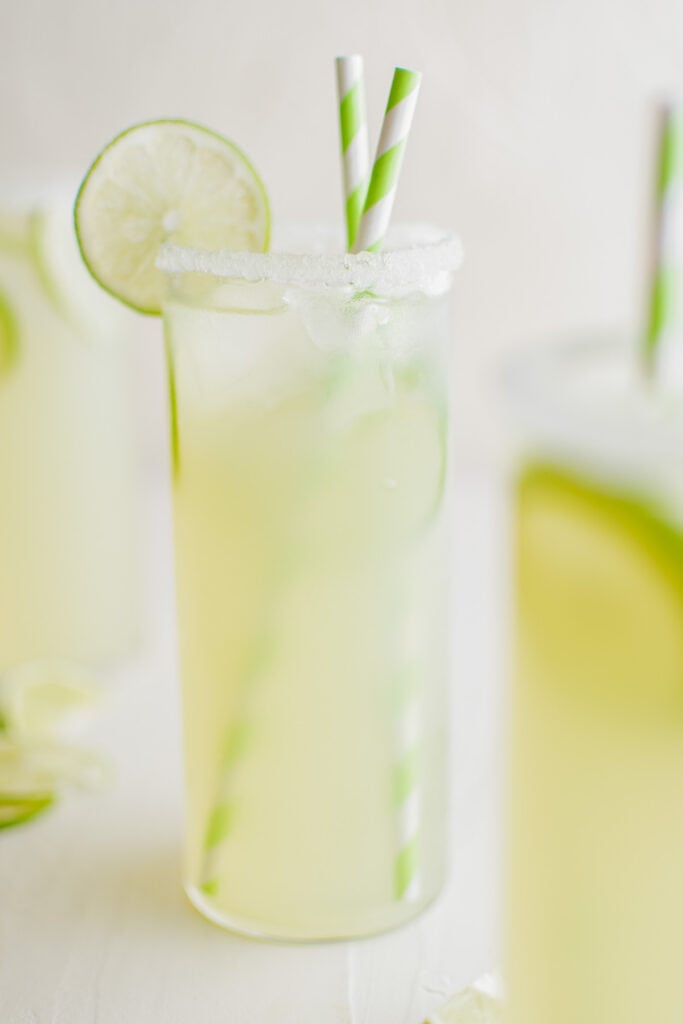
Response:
[0,198,141,668]
[505,335,683,1024]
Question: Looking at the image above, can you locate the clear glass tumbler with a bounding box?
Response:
[505,336,683,1024]
[161,226,460,939]
[0,200,140,668]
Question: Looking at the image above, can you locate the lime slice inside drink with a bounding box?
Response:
[75,119,270,314]
[304,366,447,559]
[518,464,683,715]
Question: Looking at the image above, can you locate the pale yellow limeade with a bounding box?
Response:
[507,342,683,1024]
[0,205,140,667]
[164,258,453,939]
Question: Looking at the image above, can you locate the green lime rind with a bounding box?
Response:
[164,326,181,478]
[0,793,54,830]
[0,286,19,377]
[517,462,683,717]
[74,118,271,316]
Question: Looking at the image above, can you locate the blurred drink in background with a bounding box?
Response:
[506,336,683,1024]
[0,200,140,668]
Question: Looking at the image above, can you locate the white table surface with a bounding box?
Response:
[0,470,507,1024]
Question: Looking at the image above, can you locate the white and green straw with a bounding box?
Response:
[340,59,424,898]
[336,55,370,251]
[353,67,422,253]
[200,633,276,897]
[644,101,683,374]
[392,666,422,900]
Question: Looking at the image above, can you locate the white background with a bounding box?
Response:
[5,0,683,463]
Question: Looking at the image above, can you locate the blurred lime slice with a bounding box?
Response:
[0,793,54,830]
[0,660,100,742]
[0,663,108,830]
[75,119,270,315]
[518,465,683,714]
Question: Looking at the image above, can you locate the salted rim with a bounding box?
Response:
[157,224,462,293]
[503,334,683,474]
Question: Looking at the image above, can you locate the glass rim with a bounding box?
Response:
[157,223,462,294]
[502,333,683,472]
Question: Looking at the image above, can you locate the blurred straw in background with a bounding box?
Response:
[643,100,683,381]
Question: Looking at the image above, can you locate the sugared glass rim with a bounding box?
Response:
[503,334,683,475]
[157,223,461,295]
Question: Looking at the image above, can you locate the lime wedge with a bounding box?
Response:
[517,464,683,716]
[74,119,270,315]
[0,660,100,742]
[0,793,54,830]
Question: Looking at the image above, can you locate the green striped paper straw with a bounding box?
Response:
[336,55,370,251]
[643,101,683,374]
[392,666,422,901]
[200,633,276,896]
[353,67,422,254]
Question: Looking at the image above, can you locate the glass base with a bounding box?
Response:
[185,882,443,943]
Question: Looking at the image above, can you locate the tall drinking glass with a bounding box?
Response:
[505,336,683,1024]
[160,226,460,939]
[0,200,140,668]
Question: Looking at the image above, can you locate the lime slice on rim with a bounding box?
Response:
[74,119,270,315]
